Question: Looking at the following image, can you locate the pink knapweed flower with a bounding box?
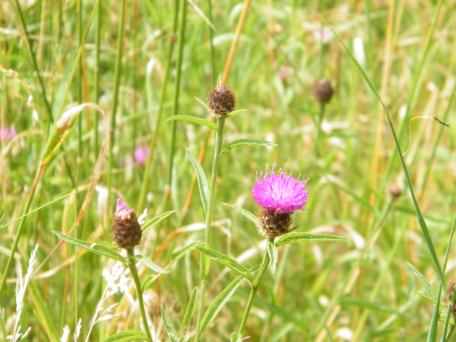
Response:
[252,172,308,214]
[0,127,17,141]
[134,145,150,166]
[113,198,141,249]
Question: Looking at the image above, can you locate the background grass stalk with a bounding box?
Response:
[167,0,187,195]
[126,249,154,342]
[108,0,127,212]
[236,242,271,338]
[137,0,180,211]
[195,116,226,339]
[94,0,102,156]
[0,166,44,294]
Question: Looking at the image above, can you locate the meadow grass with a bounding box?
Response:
[1,1,456,341]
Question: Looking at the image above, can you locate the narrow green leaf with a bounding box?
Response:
[182,287,198,328]
[340,28,445,283]
[53,231,125,262]
[196,245,251,279]
[223,203,261,229]
[200,275,244,333]
[225,138,276,151]
[104,330,148,342]
[274,232,346,247]
[427,286,442,342]
[187,151,209,215]
[138,255,169,274]
[162,309,180,342]
[167,114,216,129]
[187,0,215,30]
[142,210,175,232]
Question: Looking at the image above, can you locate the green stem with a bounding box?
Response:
[108,0,127,213]
[237,242,271,338]
[137,0,180,211]
[195,117,226,339]
[204,117,225,251]
[94,0,102,156]
[12,0,53,128]
[315,103,326,157]
[126,249,153,342]
[207,0,216,84]
[0,167,44,294]
[167,0,187,192]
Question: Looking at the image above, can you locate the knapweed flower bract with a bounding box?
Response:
[208,84,235,116]
[252,172,308,239]
[113,198,142,249]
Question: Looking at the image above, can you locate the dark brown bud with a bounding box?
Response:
[260,210,292,240]
[313,79,334,105]
[113,199,142,249]
[208,85,235,115]
[388,184,402,200]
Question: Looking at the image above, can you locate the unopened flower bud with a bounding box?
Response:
[113,199,142,249]
[389,184,402,200]
[208,85,235,116]
[313,79,334,105]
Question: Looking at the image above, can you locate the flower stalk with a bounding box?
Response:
[126,248,153,342]
[236,242,271,338]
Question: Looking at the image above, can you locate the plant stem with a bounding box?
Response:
[204,117,225,254]
[0,166,44,294]
[221,0,252,85]
[137,0,179,211]
[94,0,102,156]
[237,242,271,338]
[108,0,127,213]
[315,102,326,157]
[167,0,187,195]
[195,116,226,339]
[126,249,153,342]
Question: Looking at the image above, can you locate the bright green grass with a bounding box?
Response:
[1,1,456,341]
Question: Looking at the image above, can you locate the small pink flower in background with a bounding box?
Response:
[252,172,308,214]
[0,127,17,141]
[312,26,333,45]
[134,145,150,166]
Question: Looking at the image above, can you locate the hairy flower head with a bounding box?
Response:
[252,172,308,214]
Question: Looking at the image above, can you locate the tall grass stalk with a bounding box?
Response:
[167,0,188,194]
[94,0,102,156]
[108,0,127,211]
[137,0,180,211]
[236,242,271,339]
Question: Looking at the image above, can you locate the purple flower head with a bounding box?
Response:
[134,145,150,166]
[116,198,130,214]
[0,127,17,141]
[252,172,308,214]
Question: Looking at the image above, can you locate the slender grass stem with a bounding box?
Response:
[167,0,187,194]
[126,249,153,342]
[12,0,54,128]
[94,0,102,156]
[314,103,325,157]
[108,0,127,211]
[237,242,271,338]
[0,166,44,294]
[195,116,226,339]
[221,0,252,85]
[137,0,180,211]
